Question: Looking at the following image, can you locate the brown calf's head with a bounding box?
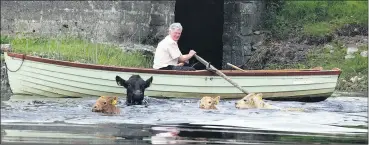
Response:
[92,96,120,114]
[235,93,267,109]
[199,96,220,110]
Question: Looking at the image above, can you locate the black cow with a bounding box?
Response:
[115,75,153,106]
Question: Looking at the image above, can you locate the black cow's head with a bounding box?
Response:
[115,75,153,105]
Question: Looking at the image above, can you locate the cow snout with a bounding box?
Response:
[133,90,143,96]
[92,105,101,112]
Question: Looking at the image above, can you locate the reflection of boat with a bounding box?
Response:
[4,52,341,101]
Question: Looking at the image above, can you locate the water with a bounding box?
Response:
[1,93,368,144]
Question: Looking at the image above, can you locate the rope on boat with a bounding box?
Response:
[5,54,25,72]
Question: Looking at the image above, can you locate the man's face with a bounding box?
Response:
[169,28,182,41]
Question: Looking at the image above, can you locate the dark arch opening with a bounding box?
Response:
[174,0,224,70]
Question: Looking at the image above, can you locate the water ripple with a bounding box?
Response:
[1,95,368,144]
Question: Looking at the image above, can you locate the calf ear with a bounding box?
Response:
[115,76,128,88]
[213,96,220,105]
[111,96,118,105]
[145,76,153,88]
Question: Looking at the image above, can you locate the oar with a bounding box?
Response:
[227,62,323,72]
[227,63,246,72]
[193,54,250,95]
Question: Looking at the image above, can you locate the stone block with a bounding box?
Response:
[222,34,232,46]
[0,19,14,34]
[28,22,43,33]
[251,34,265,46]
[16,5,43,21]
[345,54,355,59]
[152,2,174,14]
[239,2,257,15]
[152,26,168,38]
[48,1,73,9]
[150,14,166,26]
[360,51,368,57]
[166,14,175,25]
[224,11,240,23]
[42,9,66,21]
[239,35,252,45]
[19,1,43,12]
[116,1,132,11]
[242,44,252,56]
[232,47,245,66]
[132,1,152,12]
[67,1,92,10]
[240,14,255,36]
[346,45,358,55]
[90,1,114,10]
[240,26,253,36]
[223,23,238,40]
[222,45,232,52]
[100,11,121,22]
[14,20,30,32]
[60,11,84,22]
[123,12,149,24]
[222,46,233,67]
[224,1,238,13]
[139,13,151,24]
[231,36,241,46]
[122,12,137,24]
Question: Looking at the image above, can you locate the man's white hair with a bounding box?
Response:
[169,23,183,31]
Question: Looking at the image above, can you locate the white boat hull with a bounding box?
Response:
[4,52,341,100]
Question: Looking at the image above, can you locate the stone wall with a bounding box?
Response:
[1,1,266,69]
[0,1,175,45]
[222,0,266,68]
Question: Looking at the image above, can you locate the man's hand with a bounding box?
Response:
[189,50,196,56]
[178,50,197,62]
[177,62,184,66]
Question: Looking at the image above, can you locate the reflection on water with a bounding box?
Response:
[1,93,368,144]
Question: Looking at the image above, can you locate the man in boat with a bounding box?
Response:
[153,23,197,71]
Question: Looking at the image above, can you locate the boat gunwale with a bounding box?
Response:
[6,52,342,76]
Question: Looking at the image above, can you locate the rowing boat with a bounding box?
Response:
[3,52,341,102]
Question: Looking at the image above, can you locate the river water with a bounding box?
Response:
[1,92,368,144]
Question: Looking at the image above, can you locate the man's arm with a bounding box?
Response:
[178,50,196,62]
[178,54,194,62]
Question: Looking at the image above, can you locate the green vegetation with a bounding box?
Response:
[265,1,368,39]
[1,35,153,68]
[305,42,367,81]
[1,35,12,44]
[266,40,368,92]
[262,1,368,92]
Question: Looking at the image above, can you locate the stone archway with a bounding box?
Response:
[174,0,224,70]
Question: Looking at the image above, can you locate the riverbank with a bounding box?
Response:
[1,35,154,68]
[244,1,368,93]
[246,35,368,93]
[0,35,156,99]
